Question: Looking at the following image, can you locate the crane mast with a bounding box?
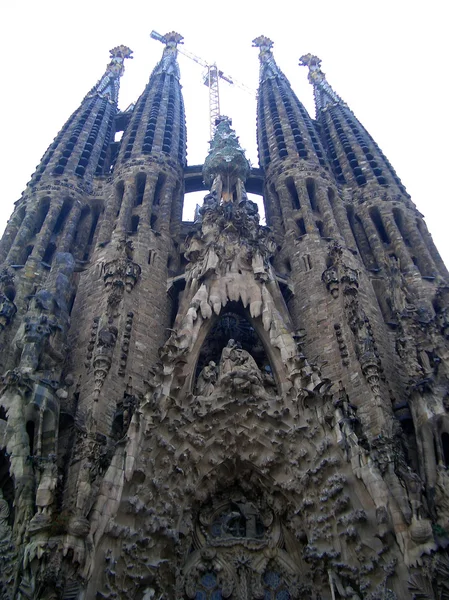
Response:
[150,30,252,139]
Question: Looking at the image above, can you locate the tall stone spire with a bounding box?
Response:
[152,31,183,79]
[253,36,328,171]
[300,54,448,279]
[298,53,344,111]
[115,31,186,166]
[31,46,133,186]
[252,35,282,83]
[85,44,134,104]
[253,36,344,248]
[299,53,407,194]
[0,46,132,270]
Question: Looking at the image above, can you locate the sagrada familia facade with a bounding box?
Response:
[0,31,449,599]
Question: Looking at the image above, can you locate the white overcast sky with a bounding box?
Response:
[1,1,448,264]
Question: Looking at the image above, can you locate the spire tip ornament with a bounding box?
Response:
[253,36,282,82]
[150,30,183,79]
[252,36,274,52]
[299,53,322,69]
[87,45,133,102]
[299,53,325,85]
[163,31,184,46]
[299,53,344,109]
[150,30,184,47]
[109,45,133,61]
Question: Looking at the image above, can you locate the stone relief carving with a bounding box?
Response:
[0,254,76,592]
[3,100,449,599]
[103,237,141,320]
[322,242,439,566]
[0,267,16,332]
[195,360,218,397]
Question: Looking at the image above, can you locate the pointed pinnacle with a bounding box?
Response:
[299,54,344,108]
[299,53,324,85]
[252,35,274,57]
[106,46,133,78]
[87,46,133,101]
[253,36,282,83]
[152,31,183,79]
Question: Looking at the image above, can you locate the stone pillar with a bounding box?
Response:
[0,207,26,263]
[117,180,136,234]
[142,174,158,218]
[358,210,386,268]
[315,184,342,241]
[264,183,284,239]
[296,179,316,233]
[275,182,296,234]
[73,210,94,261]
[402,216,437,277]
[328,190,358,249]
[59,201,83,253]
[381,212,415,272]
[169,182,183,238]
[415,219,449,278]
[30,199,64,261]
[6,204,40,264]
[159,180,177,233]
[98,185,124,246]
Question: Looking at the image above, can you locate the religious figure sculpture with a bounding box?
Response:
[218,339,263,393]
[195,361,217,396]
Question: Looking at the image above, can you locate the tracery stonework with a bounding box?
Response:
[1,32,449,600]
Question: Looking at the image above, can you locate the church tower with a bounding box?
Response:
[1,32,449,600]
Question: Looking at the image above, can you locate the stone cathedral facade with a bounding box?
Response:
[1,30,449,599]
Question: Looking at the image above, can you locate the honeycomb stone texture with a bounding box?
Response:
[0,33,449,600]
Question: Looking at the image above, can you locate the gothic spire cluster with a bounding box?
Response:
[1,31,449,600]
[299,52,408,194]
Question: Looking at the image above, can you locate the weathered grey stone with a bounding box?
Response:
[0,32,449,600]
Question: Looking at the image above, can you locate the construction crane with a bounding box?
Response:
[150,30,254,139]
